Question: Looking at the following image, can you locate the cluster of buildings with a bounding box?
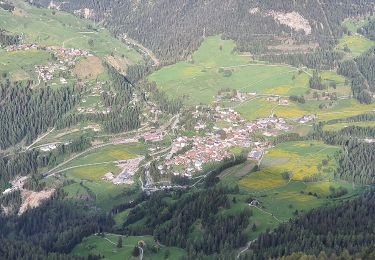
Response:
[216,90,256,103]
[298,114,317,124]
[251,117,290,137]
[6,43,91,85]
[214,106,244,125]
[49,46,90,62]
[267,96,289,106]
[35,62,68,82]
[39,143,58,152]
[76,83,112,115]
[161,105,292,176]
[39,141,71,152]
[102,157,144,185]
[143,131,163,142]
[5,44,38,52]
[83,124,101,132]
[77,105,111,115]
[163,108,262,176]
[2,176,28,195]
[34,46,91,84]
[91,82,105,95]
[165,130,247,176]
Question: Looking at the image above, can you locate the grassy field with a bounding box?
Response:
[73,234,186,260]
[149,35,365,125]
[64,163,122,183]
[73,56,105,80]
[235,96,375,122]
[235,97,279,121]
[62,163,139,210]
[80,95,101,108]
[58,143,147,209]
[240,141,339,187]
[149,36,306,105]
[337,35,375,57]
[0,1,142,61]
[218,141,360,240]
[0,49,52,81]
[63,143,147,168]
[275,98,375,121]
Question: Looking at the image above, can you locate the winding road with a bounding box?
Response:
[123,35,160,66]
[236,239,257,259]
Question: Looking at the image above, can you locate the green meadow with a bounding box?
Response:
[337,35,375,57]
[149,35,369,124]
[149,36,304,105]
[73,234,186,260]
[219,141,360,240]
[0,1,142,61]
[62,163,126,209]
[280,99,375,121]
[236,97,375,122]
[62,143,147,168]
[57,143,146,209]
[0,49,52,81]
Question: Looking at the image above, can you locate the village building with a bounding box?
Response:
[248,149,264,161]
[299,114,317,124]
[102,172,115,181]
[40,144,57,152]
[143,131,163,142]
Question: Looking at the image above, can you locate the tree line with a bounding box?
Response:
[312,120,375,185]
[260,50,343,70]
[0,29,19,47]
[337,47,375,104]
[358,17,375,41]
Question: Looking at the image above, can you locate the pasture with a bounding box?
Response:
[73,233,186,260]
[234,95,375,122]
[149,36,306,105]
[57,143,146,209]
[63,143,146,168]
[240,141,339,188]
[64,163,121,183]
[73,56,105,80]
[273,98,375,121]
[80,95,101,108]
[218,141,359,239]
[148,35,364,125]
[62,163,134,210]
[0,49,51,81]
[337,35,375,57]
[0,1,142,62]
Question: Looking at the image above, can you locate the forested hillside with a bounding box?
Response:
[29,0,375,63]
[243,190,375,259]
[0,190,112,259]
[0,81,80,149]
